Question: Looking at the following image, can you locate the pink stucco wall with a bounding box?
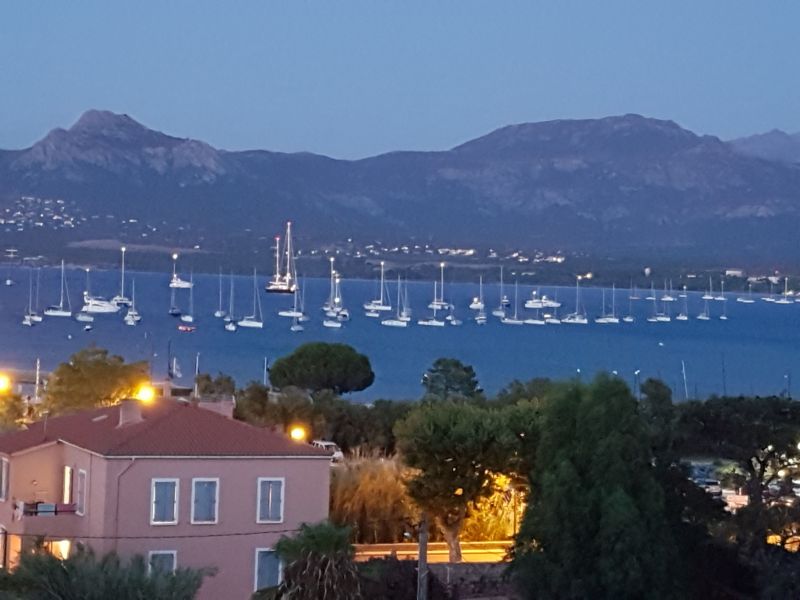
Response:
[0,442,331,600]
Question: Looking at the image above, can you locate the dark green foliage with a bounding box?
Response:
[0,393,26,431]
[273,521,362,600]
[44,346,149,415]
[421,358,482,400]
[359,557,451,600]
[395,401,510,562]
[494,377,553,407]
[0,545,210,600]
[195,372,235,397]
[269,343,374,394]
[513,374,679,599]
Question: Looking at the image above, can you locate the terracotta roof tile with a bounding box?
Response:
[0,400,329,458]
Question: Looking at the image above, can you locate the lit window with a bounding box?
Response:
[151,479,178,525]
[0,458,8,501]
[62,466,73,504]
[257,478,284,523]
[75,470,87,516]
[148,551,176,574]
[191,478,218,524]
[254,548,281,591]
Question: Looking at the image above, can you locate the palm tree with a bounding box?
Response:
[272,521,362,600]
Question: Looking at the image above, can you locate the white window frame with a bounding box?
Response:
[75,469,87,517]
[0,458,8,502]
[150,478,179,525]
[256,477,285,524]
[253,547,283,591]
[190,477,219,525]
[148,550,177,574]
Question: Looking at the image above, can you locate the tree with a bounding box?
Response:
[0,393,26,431]
[421,358,482,400]
[494,377,553,407]
[513,374,679,599]
[43,346,149,415]
[235,384,325,439]
[394,401,509,562]
[0,544,210,599]
[269,343,374,394]
[195,372,235,397]
[273,521,362,599]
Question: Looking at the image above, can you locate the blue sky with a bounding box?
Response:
[1,2,798,158]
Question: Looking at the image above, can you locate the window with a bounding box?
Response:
[191,478,218,524]
[254,548,281,591]
[75,470,87,516]
[151,479,178,525]
[0,458,8,501]
[62,466,73,503]
[256,478,284,523]
[148,551,176,574]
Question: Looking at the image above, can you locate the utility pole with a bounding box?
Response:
[417,513,429,600]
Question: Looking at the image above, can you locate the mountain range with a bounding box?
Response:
[2,110,800,262]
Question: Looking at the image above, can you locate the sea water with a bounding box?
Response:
[1,267,798,401]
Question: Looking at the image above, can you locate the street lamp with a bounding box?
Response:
[134,383,156,404]
[289,425,308,442]
[0,373,10,394]
[634,369,641,400]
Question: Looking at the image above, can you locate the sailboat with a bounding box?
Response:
[427,262,451,311]
[474,277,487,325]
[111,246,131,306]
[501,281,525,325]
[382,276,409,328]
[400,283,412,322]
[448,305,463,326]
[169,253,192,288]
[697,298,711,320]
[238,269,264,328]
[81,268,119,313]
[702,277,714,300]
[214,269,227,318]
[124,280,142,325]
[492,266,508,317]
[469,276,485,311]
[266,222,298,293]
[323,258,337,315]
[629,280,641,300]
[761,281,776,303]
[676,289,689,321]
[418,281,446,327]
[22,269,36,326]
[324,275,348,327]
[525,287,561,309]
[714,279,726,302]
[736,282,756,304]
[776,277,793,305]
[720,299,729,320]
[180,274,195,323]
[225,273,237,331]
[595,285,620,324]
[563,276,588,324]
[364,261,392,314]
[168,285,181,317]
[44,260,72,317]
[661,280,676,302]
[278,287,304,318]
[29,268,43,322]
[623,287,635,322]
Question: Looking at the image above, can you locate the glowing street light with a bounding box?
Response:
[0,373,11,394]
[289,425,308,442]
[134,384,156,404]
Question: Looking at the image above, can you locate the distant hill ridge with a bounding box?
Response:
[2,110,800,260]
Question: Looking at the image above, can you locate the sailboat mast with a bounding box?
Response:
[59,260,66,309]
[284,222,295,287]
[379,261,386,304]
[439,262,445,304]
[120,246,126,298]
[273,236,282,283]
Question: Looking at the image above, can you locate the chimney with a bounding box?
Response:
[118,399,143,427]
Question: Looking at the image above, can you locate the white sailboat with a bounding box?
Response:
[418,281,446,327]
[492,266,508,317]
[720,299,729,320]
[714,279,726,302]
[645,282,657,301]
[501,281,525,325]
[169,253,193,289]
[22,269,36,326]
[278,287,304,318]
[474,277,487,325]
[124,279,142,325]
[382,276,409,328]
[225,273,237,331]
[761,281,776,303]
[266,222,298,294]
[238,269,264,328]
[214,269,227,318]
[324,275,348,327]
[736,282,756,304]
[623,287,635,323]
[427,262,451,311]
[563,276,588,324]
[661,280,676,302]
[776,277,793,305]
[629,281,641,300]
[676,290,689,321]
[111,246,131,307]
[595,285,620,324]
[697,298,711,321]
[364,261,392,313]
[44,260,72,317]
[323,257,337,314]
[180,274,195,323]
[524,288,561,310]
[400,283,412,322]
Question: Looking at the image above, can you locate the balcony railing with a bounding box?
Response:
[16,501,77,518]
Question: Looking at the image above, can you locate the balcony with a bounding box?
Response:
[20,502,77,517]
[12,501,85,539]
